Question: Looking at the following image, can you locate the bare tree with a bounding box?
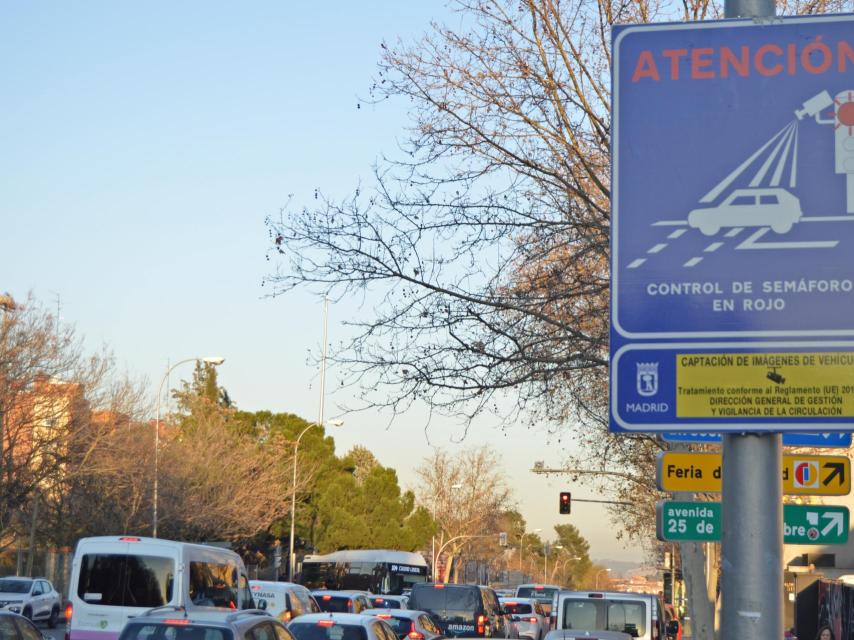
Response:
[265,0,849,632]
[0,294,137,551]
[156,412,298,541]
[416,446,512,582]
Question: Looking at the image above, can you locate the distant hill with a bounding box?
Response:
[593,558,650,577]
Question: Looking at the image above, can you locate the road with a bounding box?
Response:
[41,622,65,640]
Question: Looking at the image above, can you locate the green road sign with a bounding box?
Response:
[784,504,849,545]
[656,502,849,545]
[656,502,721,542]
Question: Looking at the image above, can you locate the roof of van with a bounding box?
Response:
[75,536,237,554]
[302,550,427,566]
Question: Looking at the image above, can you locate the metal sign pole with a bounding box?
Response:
[717,0,781,624]
[721,434,783,639]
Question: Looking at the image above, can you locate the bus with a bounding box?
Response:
[299,549,429,595]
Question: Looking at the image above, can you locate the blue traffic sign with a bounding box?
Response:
[662,432,852,447]
[610,15,854,432]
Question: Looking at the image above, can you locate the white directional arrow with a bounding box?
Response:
[822,512,845,537]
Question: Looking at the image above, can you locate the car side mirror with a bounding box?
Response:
[257,599,267,610]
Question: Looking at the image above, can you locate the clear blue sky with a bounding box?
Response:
[1,2,643,564]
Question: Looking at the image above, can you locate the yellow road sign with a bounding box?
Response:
[656,452,850,495]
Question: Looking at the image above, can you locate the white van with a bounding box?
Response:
[66,536,255,640]
[248,580,320,622]
[550,590,666,640]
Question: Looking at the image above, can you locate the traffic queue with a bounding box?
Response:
[2,537,680,640]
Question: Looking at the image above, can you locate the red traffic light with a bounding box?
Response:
[559,492,571,514]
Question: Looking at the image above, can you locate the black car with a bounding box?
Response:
[0,611,50,640]
[407,584,510,638]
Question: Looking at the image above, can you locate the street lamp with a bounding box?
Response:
[153,356,225,538]
[519,528,542,573]
[288,418,343,581]
[595,567,612,589]
[543,544,563,583]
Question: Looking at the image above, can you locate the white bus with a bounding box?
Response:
[300,550,428,595]
[66,536,254,640]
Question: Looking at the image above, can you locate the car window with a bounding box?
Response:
[482,589,498,613]
[15,618,43,640]
[760,194,779,205]
[0,618,18,640]
[562,600,599,630]
[0,580,31,594]
[316,596,351,613]
[40,581,52,593]
[79,554,175,607]
[31,583,43,596]
[419,616,440,635]
[287,593,304,616]
[503,603,532,615]
[607,601,647,637]
[272,625,294,640]
[118,623,232,640]
[288,623,368,640]
[731,195,755,206]
[379,622,399,640]
[249,622,278,640]
[410,586,481,623]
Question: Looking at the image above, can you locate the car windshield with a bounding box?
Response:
[289,623,368,640]
[0,580,31,594]
[516,587,557,601]
[316,597,352,613]
[375,617,409,636]
[118,622,232,640]
[503,603,532,615]
[371,598,401,609]
[561,599,648,637]
[409,586,480,623]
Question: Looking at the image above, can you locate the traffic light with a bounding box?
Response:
[559,492,571,514]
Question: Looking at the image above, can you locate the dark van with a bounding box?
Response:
[408,583,510,638]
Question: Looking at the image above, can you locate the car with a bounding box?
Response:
[369,596,408,610]
[0,577,61,628]
[550,590,666,640]
[118,608,295,640]
[499,598,548,640]
[68,536,255,640]
[0,610,52,640]
[513,586,561,618]
[361,609,443,640]
[687,187,802,236]
[544,630,631,640]
[287,612,399,640]
[311,591,372,614]
[251,581,321,622]
[408,583,513,638]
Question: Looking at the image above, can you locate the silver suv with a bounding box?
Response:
[119,607,295,640]
[0,577,61,628]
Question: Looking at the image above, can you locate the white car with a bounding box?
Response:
[500,597,548,640]
[545,631,631,640]
[687,187,802,236]
[288,612,399,640]
[0,577,61,627]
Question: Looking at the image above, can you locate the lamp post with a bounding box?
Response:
[544,544,562,583]
[519,528,542,574]
[431,484,463,582]
[288,418,343,581]
[595,568,612,589]
[153,356,225,538]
